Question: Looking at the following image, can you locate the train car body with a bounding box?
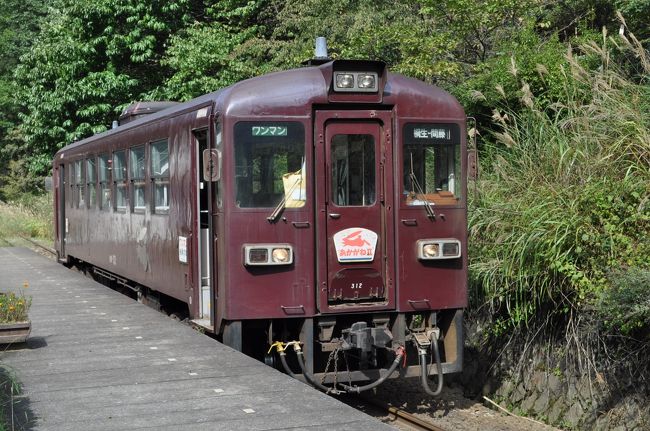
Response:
[53,58,468,392]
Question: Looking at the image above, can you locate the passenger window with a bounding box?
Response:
[112,151,127,211]
[86,158,96,208]
[234,122,305,208]
[403,123,461,206]
[331,134,375,206]
[98,154,111,210]
[150,140,169,214]
[129,146,146,212]
[69,164,75,208]
[75,160,85,208]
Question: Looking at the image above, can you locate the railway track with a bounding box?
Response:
[19,235,56,257]
[345,395,448,431]
[6,235,58,258]
[384,404,447,431]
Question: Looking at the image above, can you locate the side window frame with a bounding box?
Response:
[86,156,97,209]
[75,159,85,209]
[98,154,111,211]
[129,145,146,213]
[150,139,170,214]
[69,162,76,209]
[112,150,128,212]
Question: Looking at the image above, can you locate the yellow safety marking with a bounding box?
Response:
[268,341,285,354]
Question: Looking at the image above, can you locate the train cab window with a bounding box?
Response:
[86,157,97,208]
[129,146,146,213]
[331,134,375,206]
[112,150,128,211]
[150,140,169,214]
[234,122,305,208]
[75,160,85,208]
[98,154,111,210]
[403,123,461,206]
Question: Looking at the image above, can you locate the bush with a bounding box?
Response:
[469,26,650,332]
[0,194,53,241]
[598,268,650,335]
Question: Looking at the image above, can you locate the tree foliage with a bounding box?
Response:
[13,0,203,174]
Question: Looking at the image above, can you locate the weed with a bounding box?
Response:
[0,194,53,243]
[469,24,650,333]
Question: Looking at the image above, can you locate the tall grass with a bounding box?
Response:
[469,26,650,332]
[0,194,53,242]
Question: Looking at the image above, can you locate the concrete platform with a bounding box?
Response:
[0,247,394,430]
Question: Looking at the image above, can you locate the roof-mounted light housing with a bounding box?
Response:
[333,71,379,93]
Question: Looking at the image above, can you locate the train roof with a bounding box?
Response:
[56,61,464,155]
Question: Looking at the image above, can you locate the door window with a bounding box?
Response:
[331,134,375,206]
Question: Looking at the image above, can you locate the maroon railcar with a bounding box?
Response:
[53,57,468,394]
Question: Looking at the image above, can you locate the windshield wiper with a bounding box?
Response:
[408,154,436,220]
[267,174,302,223]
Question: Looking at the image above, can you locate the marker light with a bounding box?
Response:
[244,244,294,266]
[442,242,460,257]
[248,248,268,264]
[417,239,461,260]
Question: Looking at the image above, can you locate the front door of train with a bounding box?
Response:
[315,111,395,313]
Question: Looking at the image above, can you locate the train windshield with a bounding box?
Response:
[402,123,461,206]
[234,122,306,208]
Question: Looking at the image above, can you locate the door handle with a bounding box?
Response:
[328,213,341,219]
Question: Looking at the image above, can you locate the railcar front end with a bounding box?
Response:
[213,59,468,394]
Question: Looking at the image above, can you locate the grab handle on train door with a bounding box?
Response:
[328,213,341,219]
[408,299,431,310]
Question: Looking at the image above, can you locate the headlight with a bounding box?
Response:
[417,239,461,260]
[333,72,379,92]
[422,243,440,258]
[357,74,376,89]
[272,247,290,263]
[335,73,355,89]
[244,244,293,266]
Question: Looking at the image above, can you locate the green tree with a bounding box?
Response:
[0,0,47,196]
[14,0,203,175]
[158,0,268,101]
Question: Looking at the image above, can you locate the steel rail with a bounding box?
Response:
[384,404,447,431]
[18,235,56,257]
[352,395,447,431]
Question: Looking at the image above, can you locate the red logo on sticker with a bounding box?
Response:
[341,230,371,248]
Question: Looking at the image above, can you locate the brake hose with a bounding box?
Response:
[293,348,345,394]
[419,332,444,396]
[337,348,405,394]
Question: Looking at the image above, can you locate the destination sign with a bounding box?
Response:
[413,127,450,140]
[252,126,288,137]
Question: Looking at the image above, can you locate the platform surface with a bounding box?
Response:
[0,247,394,430]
